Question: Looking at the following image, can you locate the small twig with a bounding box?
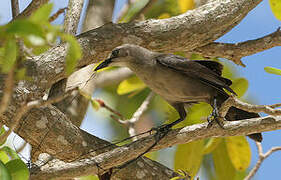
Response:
[96,92,154,140]
[126,92,154,140]
[11,0,20,18]
[16,142,28,153]
[49,7,68,22]
[219,95,281,118]
[15,0,50,19]
[0,69,14,117]
[244,142,281,180]
[96,99,125,120]
[0,88,78,143]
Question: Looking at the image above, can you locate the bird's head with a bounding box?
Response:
[94,44,152,71]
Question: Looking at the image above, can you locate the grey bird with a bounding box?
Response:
[94,44,262,142]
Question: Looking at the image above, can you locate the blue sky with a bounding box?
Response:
[1,0,281,179]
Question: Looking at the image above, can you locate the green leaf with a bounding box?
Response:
[264,66,281,76]
[78,175,99,180]
[117,76,146,95]
[0,151,10,164]
[0,160,11,180]
[190,53,205,60]
[30,3,53,23]
[1,147,20,160]
[174,140,204,178]
[0,127,5,136]
[269,0,281,21]
[5,159,29,180]
[230,78,248,98]
[2,39,17,73]
[62,34,82,75]
[90,99,100,110]
[203,138,222,154]
[5,20,44,37]
[212,140,236,180]
[225,136,251,171]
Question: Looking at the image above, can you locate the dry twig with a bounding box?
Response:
[244,142,281,180]
[219,95,281,118]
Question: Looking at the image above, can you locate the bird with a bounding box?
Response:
[94,44,262,142]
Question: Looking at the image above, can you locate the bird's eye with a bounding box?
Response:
[111,49,119,58]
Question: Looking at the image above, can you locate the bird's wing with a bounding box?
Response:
[155,54,236,95]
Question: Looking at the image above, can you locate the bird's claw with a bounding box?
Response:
[152,124,173,141]
[207,107,225,129]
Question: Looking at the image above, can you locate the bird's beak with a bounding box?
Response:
[94,58,112,71]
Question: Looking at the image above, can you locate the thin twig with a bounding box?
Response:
[126,92,154,140]
[16,142,28,153]
[244,142,281,180]
[15,0,50,19]
[96,99,125,120]
[49,7,68,22]
[11,0,20,18]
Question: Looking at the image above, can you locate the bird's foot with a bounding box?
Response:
[207,107,225,129]
[152,124,173,141]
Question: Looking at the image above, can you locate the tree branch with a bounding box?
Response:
[15,0,49,19]
[11,0,20,18]
[30,115,281,179]
[193,28,281,66]
[244,142,281,180]
[219,95,281,118]
[64,0,84,35]
[23,0,263,90]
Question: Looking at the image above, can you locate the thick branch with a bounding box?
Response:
[30,115,281,179]
[24,0,262,89]
[193,28,281,66]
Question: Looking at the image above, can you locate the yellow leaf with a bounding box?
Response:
[158,13,170,19]
[225,136,251,171]
[117,76,146,95]
[212,140,236,180]
[230,78,248,98]
[178,0,195,13]
[174,140,204,178]
[203,137,222,154]
[269,0,281,21]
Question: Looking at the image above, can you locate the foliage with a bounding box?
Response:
[264,66,281,76]
[269,0,281,21]
[0,3,82,179]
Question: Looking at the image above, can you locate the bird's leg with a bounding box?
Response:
[117,104,186,170]
[207,98,224,128]
[154,103,187,134]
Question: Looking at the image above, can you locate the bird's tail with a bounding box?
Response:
[217,95,263,142]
